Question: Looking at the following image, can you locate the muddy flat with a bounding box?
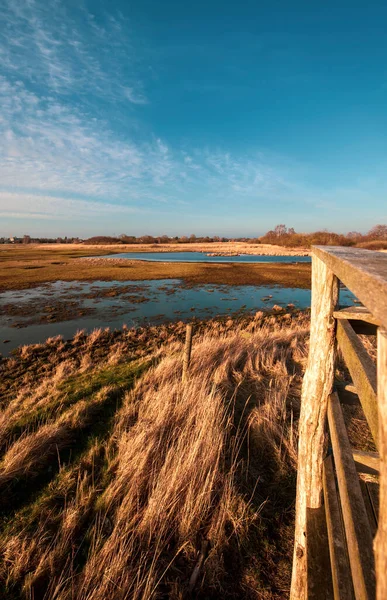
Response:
[0,244,311,291]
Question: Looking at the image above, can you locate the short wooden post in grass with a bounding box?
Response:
[290,253,339,600]
[182,323,193,382]
[376,328,387,600]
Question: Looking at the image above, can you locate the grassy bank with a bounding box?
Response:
[0,312,310,599]
[0,311,376,599]
[0,244,311,291]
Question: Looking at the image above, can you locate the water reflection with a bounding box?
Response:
[0,279,354,356]
[97,251,311,263]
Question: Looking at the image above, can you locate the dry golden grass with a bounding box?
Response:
[0,387,113,487]
[0,242,309,261]
[336,333,378,453]
[0,243,311,291]
[0,313,310,599]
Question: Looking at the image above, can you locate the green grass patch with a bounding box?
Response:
[57,358,149,402]
[0,358,153,516]
[3,359,151,449]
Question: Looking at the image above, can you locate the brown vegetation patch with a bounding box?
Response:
[2,298,97,327]
[1,312,373,599]
[0,313,310,599]
[356,240,387,250]
[0,244,311,292]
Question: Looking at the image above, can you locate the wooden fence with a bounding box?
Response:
[290,247,387,600]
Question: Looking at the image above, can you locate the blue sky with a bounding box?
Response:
[1,0,386,237]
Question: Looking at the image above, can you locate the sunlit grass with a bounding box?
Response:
[0,243,311,291]
[0,313,310,599]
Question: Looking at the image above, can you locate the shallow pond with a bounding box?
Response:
[98,251,311,263]
[0,279,355,356]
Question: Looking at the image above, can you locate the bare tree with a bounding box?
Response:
[368,224,387,239]
[274,224,287,237]
[347,231,362,240]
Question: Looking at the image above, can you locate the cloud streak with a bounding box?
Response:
[0,191,147,221]
[0,69,291,217]
[1,0,146,102]
[0,75,178,205]
[2,0,383,236]
[0,0,316,232]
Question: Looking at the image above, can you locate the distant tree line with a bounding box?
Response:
[82,234,232,245]
[258,224,387,249]
[3,225,387,248]
[82,225,387,249]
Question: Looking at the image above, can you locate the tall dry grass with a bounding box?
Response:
[0,313,309,599]
[0,386,112,487]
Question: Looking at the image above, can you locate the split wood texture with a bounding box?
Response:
[327,392,375,600]
[336,318,378,447]
[323,454,354,600]
[353,449,380,476]
[376,328,387,600]
[290,255,339,600]
[312,246,387,328]
[290,247,387,600]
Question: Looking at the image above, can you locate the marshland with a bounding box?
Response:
[1,244,320,599]
[0,243,315,355]
[2,0,386,594]
[0,243,311,292]
[0,310,308,599]
[0,241,377,599]
[0,305,377,599]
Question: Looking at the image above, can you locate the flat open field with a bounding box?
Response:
[0,244,311,291]
[65,241,309,255]
[85,241,309,255]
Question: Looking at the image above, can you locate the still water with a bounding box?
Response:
[0,279,354,356]
[98,252,311,263]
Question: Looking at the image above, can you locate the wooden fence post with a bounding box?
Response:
[182,323,193,382]
[290,254,339,600]
[376,328,387,600]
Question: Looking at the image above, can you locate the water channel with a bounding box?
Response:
[1,276,356,356]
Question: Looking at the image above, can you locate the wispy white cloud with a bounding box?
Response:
[2,0,382,235]
[122,87,148,105]
[0,0,312,231]
[0,76,177,204]
[0,0,147,102]
[0,191,147,221]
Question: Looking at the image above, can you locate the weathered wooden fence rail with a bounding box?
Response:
[290,247,387,600]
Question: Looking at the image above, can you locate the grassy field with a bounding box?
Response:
[0,244,311,291]
[79,241,309,255]
[0,312,309,599]
[0,309,376,599]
